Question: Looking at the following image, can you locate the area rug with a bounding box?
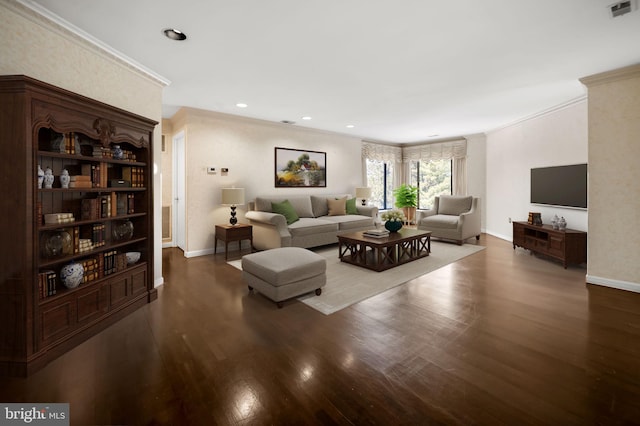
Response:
[228,241,485,315]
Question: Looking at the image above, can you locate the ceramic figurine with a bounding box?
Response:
[558,217,567,230]
[551,214,559,230]
[44,167,54,188]
[59,169,70,189]
[112,144,124,160]
[37,164,44,189]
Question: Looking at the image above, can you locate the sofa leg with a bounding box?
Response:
[277,301,284,309]
[248,285,253,292]
[476,235,480,241]
[315,288,322,296]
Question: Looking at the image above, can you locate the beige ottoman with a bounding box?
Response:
[242,247,326,308]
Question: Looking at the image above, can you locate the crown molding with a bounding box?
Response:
[5,0,170,87]
[485,95,587,135]
[580,63,640,87]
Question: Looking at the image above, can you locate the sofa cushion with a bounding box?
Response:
[310,194,349,217]
[271,200,299,225]
[327,197,347,216]
[346,197,358,215]
[320,215,375,231]
[420,214,459,230]
[438,196,472,216]
[288,218,338,237]
[256,196,314,218]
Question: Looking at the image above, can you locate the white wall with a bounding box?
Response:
[168,108,489,257]
[465,133,487,231]
[168,108,364,257]
[485,100,588,241]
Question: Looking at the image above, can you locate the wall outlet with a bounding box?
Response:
[207,167,216,174]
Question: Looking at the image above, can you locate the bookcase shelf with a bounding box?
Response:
[0,75,157,376]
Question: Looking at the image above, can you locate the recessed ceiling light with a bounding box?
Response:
[236,103,248,108]
[346,124,355,128]
[302,116,312,120]
[163,28,187,41]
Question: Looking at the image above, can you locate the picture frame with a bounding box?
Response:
[275,147,326,187]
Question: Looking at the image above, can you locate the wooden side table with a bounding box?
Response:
[214,224,253,260]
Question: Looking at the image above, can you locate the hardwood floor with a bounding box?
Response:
[2,235,640,425]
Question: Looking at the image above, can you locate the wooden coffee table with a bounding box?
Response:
[337,228,432,272]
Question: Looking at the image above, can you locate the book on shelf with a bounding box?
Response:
[44,213,75,225]
[38,270,57,299]
[122,166,144,188]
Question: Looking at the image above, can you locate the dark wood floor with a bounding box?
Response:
[3,235,640,425]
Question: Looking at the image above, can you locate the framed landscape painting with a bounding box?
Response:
[275,147,326,187]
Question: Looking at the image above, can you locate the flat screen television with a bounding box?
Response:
[530,164,587,209]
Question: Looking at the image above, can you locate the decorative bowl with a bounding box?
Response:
[113,220,134,241]
[60,262,84,289]
[126,251,141,265]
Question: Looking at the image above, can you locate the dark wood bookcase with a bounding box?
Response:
[513,221,587,268]
[0,75,157,376]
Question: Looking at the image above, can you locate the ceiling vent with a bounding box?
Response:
[609,1,634,17]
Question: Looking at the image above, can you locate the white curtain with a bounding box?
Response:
[361,141,403,187]
[402,138,468,195]
[362,139,468,195]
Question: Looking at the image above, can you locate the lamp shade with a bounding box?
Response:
[221,188,245,206]
[355,187,372,199]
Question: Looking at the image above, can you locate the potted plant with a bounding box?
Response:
[393,184,418,224]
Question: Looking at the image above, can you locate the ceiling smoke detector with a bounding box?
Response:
[609,1,634,17]
[280,120,296,125]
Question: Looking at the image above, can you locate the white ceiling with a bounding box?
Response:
[23,0,640,143]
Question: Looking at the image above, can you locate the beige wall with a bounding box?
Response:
[581,64,640,292]
[0,0,166,286]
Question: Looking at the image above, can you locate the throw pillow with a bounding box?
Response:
[346,197,358,215]
[327,197,347,216]
[271,200,299,224]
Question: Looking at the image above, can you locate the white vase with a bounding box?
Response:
[60,262,84,289]
[60,169,70,189]
[37,164,44,189]
[44,167,54,188]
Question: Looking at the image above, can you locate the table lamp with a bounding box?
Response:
[355,187,372,206]
[221,187,245,225]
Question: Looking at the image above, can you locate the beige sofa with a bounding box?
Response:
[245,195,378,250]
[416,195,481,245]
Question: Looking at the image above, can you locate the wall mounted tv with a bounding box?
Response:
[530,164,588,209]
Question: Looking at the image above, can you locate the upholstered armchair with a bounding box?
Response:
[416,195,481,245]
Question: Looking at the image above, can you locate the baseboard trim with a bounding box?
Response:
[486,230,512,242]
[184,248,216,258]
[154,277,164,288]
[586,275,640,293]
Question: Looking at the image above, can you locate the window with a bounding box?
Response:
[409,159,452,209]
[366,159,395,210]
